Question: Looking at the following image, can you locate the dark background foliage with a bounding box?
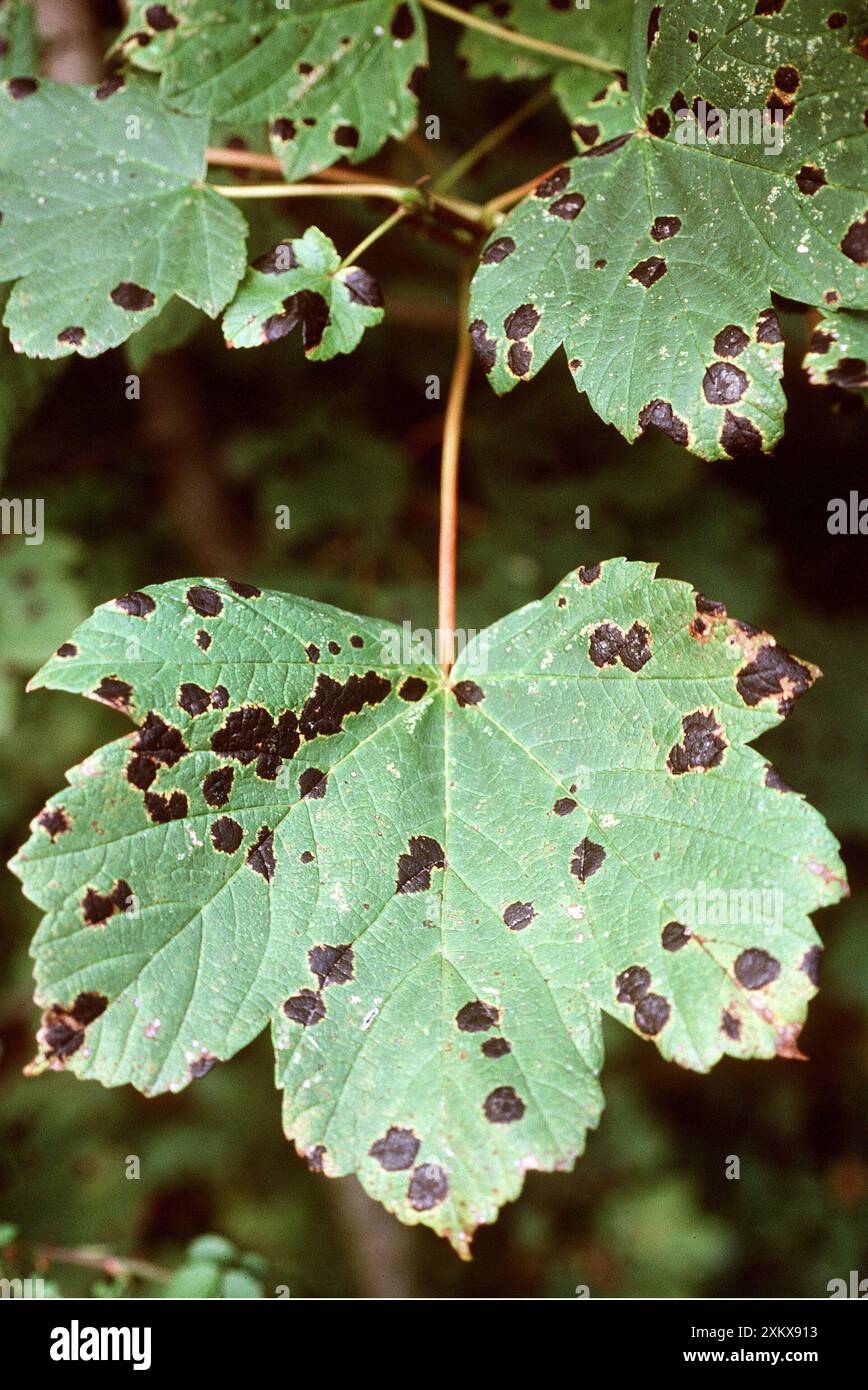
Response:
[0,1,865,1298]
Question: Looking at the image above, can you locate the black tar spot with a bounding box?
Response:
[144,790,188,823]
[616,965,650,1004]
[801,945,822,986]
[110,282,155,312]
[703,361,749,405]
[186,585,223,618]
[452,680,484,707]
[115,591,155,618]
[203,766,234,807]
[299,767,328,800]
[714,325,750,357]
[482,236,516,264]
[734,947,781,989]
[211,816,243,853]
[662,921,691,951]
[283,989,325,1026]
[408,1163,448,1211]
[635,993,670,1034]
[370,1126,419,1170]
[630,256,667,288]
[736,644,812,712]
[247,825,276,881]
[650,215,681,241]
[482,1037,511,1058]
[484,1085,525,1123]
[399,676,428,702]
[639,399,688,446]
[667,710,727,774]
[503,901,535,931]
[721,1008,741,1039]
[571,838,606,883]
[309,943,354,987]
[554,797,577,816]
[720,410,762,457]
[456,1000,499,1033]
[93,676,133,712]
[37,806,71,840]
[396,835,446,893]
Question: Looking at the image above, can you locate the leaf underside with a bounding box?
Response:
[469,0,868,461]
[11,561,846,1251]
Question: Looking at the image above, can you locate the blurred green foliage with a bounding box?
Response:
[0,7,865,1300]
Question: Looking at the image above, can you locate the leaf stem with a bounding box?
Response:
[434,84,552,195]
[36,1245,171,1284]
[418,0,618,72]
[484,159,567,215]
[210,181,412,204]
[438,278,473,676]
[340,206,409,267]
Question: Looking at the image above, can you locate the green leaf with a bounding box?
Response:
[0,0,39,78]
[804,311,868,390]
[0,76,248,359]
[458,0,633,132]
[10,561,846,1250]
[469,0,868,461]
[118,0,428,181]
[223,227,384,357]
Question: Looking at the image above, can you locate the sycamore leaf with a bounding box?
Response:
[458,0,633,135]
[10,561,846,1251]
[468,0,868,461]
[0,76,247,359]
[222,227,384,358]
[117,0,428,181]
[805,310,868,390]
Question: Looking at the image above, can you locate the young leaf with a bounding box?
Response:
[118,0,428,182]
[458,0,632,131]
[469,0,868,460]
[0,76,247,358]
[223,227,384,358]
[804,311,868,390]
[11,561,846,1252]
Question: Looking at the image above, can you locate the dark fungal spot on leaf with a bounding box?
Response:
[211,816,243,854]
[801,945,822,987]
[115,590,155,618]
[226,578,262,598]
[305,644,320,663]
[327,641,341,655]
[271,117,296,141]
[407,64,426,97]
[647,4,661,48]
[534,167,569,198]
[841,215,868,266]
[554,797,577,816]
[178,683,211,718]
[615,965,650,1004]
[456,1000,500,1033]
[755,0,786,11]
[37,806,71,840]
[299,767,328,800]
[508,341,532,377]
[469,319,497,372]
[93,676,133,712]
[573,122,600,147]
[56,642,77,658]
[399,676,427,702]
[662,921,690,951]
[503,901,535,931]
[409,1163,449,1211]
[211,706,299,780]
[95,75,125,99]
[396,835,446,893]
[482,236,516,265]
[714,325,750,358]
[299,671,391,739]
[452,680,484,707]
[351,634,364,649]
[630,256,667,288]
[82,879,132,926]
[264,289,331,352]
[202,766,233,807]
[283,989,325,1027]
[720,410,762,457]
[571,838,606,883]
[370,1126,419,1171]
[703,361,749,405]
[144,790,188,823]
[826,10,846,26]
[57,326,85,347]
[688,29,698,41]
[247,825,276,881]
[766,91,794,122]
[484,1085,525,1124]
[549,192,585,220]
[721,1009,741,1039]
[305,1145,326,1172]
[756,307,783,344]
[300,850,314,864]
[189,1053,216,1080]
[110,282,155,312]
[667,710,727,774]
[696,594,726,616]
[765,763,794,793]
[309,944,354,988]
[578,562,601,585]
[186,585,223,618]
[638,398,688,447]
[589,622,622,668]
[647,107,671,137]
[621,622,652,671]
[671,90,688,115]
[40,992,108,1065]
[736,643,813,713]
[827,357,868,387]
[774,65,800,93]
[334,124,360,149]
[795,163,829,201]
[582,132,633,158]
[635,993,671,1035]
[145,3,178,28]
[504,304,540,339]
[343,267,384,308]
[482,1037,511,1059]
[127,712,188,792]
[734,947,781,989]
[391,2,415,39]
[7,76,39,98]
[211,686,229,711]
[650,215,681,242]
